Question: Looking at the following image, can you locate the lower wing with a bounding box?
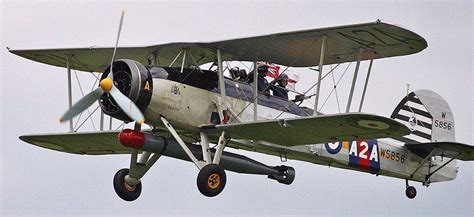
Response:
[201,113,410,146]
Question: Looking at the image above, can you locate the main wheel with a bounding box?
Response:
[405,186,417,199]
[197,164,226,197]
[113,168,142,201]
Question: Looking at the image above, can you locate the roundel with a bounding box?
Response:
[325,142,342,154]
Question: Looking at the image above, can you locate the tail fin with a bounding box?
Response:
[391,89,455,144]
[392,89,458,182]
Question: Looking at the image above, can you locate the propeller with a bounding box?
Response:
[60,11,145,125]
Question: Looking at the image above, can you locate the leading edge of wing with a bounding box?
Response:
[19,131,131,155]
[201,113,411,147]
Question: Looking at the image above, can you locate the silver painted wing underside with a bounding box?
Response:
[9,20,427,72]
[405,142,474,161]
[201,113,411,147]
[19,130,199,155]
[19,131,127,155]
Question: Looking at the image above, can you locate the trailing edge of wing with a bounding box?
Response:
[201,113,410,147]
[405,142,474,161]
[9,20,427,72]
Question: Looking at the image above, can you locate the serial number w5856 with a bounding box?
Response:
[434,120,452,130]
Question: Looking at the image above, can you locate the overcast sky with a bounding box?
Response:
[1,0,473,216]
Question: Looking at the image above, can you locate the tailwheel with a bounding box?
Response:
[405,186,417,199]
[197,164,226,197]
[113,168,142,201]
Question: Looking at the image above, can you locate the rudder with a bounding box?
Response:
[391,89,455,144]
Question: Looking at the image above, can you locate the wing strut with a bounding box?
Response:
[358,57,374,112]
[313,35,327,115]
[409,149,435,180]
[253,61,258,121]
[180,49,187,73]
[346,48,364,112]
[66,56,73,132]
[217,49,227,112]
[168,49,183,67]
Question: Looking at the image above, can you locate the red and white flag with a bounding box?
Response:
[257,62,280,79]
[257,62,299,91]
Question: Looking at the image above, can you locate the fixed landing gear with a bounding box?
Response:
[162,116,232,197]
[113,168,142,201]
[405,186,417,199]
[405,180,417,199]
[113,117,296,201]
[197,164,227,197]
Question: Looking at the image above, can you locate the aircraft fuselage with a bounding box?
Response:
[142,77,458,184]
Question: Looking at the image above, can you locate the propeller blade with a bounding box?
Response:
[109,85,145,124]
[109,10,125,76]
[60,88,104,123]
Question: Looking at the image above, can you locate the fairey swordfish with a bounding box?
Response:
[9,16,474,201]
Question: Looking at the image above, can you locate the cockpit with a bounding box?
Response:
[148,66,313,117]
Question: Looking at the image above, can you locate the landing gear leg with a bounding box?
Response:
[405,180,417,199]
[161,116,228,197]
[196,131,227,197]
[113,123,161,201]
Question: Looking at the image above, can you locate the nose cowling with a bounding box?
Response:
[99,59,153,123]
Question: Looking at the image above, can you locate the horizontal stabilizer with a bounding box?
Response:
[405,142,474,161]
[201,113,410,147]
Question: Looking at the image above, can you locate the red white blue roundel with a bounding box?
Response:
[325,142,342,154]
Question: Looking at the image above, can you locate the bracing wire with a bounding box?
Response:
[330,64,341,113]
[272,51,357,119]
[319,61,353,112]
[75,106,100,131]
[71,62,97,131]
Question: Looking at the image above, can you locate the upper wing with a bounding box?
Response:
[405,142,474,161]
[19,131,129,155]
[201,113,410,147]
[9,20,427,72]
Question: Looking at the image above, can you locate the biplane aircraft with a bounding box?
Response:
[9,14,474,201]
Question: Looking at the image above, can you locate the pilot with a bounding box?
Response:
[271,73,289,100]
[238,69,248,82]
[229,67,247,82]
[247,65,270,95]
[229,67,240,80]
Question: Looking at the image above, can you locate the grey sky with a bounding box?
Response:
[1,0,473,216]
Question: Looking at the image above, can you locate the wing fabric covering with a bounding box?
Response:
[405,142,474,161]
[9,20,427,72]
[19,131,129,155]
[201,113,410,147]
